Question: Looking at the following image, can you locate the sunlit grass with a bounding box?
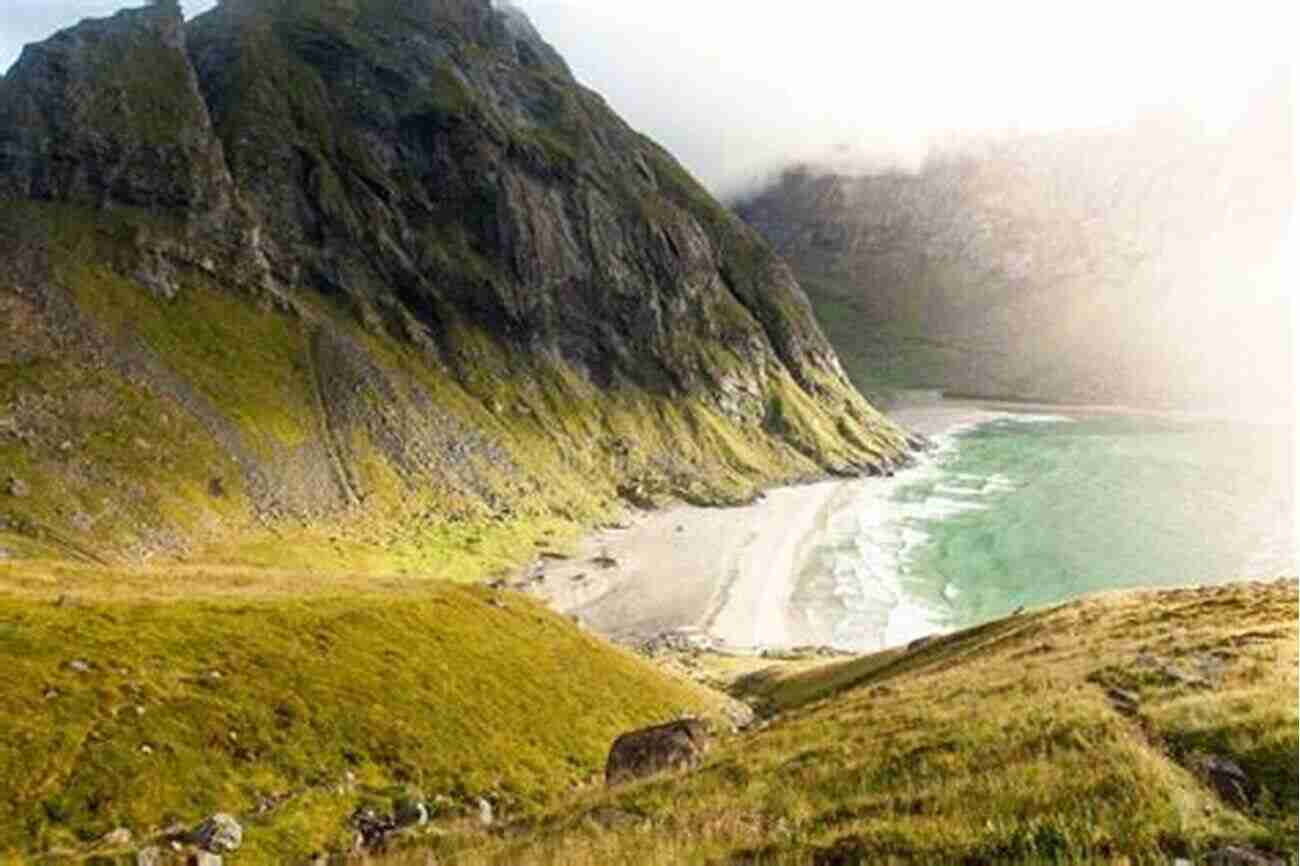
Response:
[380,580,1298,866]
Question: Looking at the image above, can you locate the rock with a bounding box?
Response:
[592,554,620,570]
[1193,754,1256,809]
[5,477,29,498]
[723,701,756,731]
[1104,687,1140,717]
[351,806,400,851]
[477,797,494,827]
[102,827,132,846]
[67,659,92,673]
[191,813,242,853]
[1205,846,1287,866]
[191,853,223,866]
[605,718,711,785]
[136,846,164,866]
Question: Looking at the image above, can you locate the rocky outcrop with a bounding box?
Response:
[605,718,712,785]
[1192,754,1257,810]
[1205,846,1288,866]
[0,0,908,562]
[0,2,230,214]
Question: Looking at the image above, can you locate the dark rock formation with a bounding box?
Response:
[0,0,907,561]
[605,718,711,785]
[1192,754,1257,810]
[1205,846,1287,866]
[0,2,231,214]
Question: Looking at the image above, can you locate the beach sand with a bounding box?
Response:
[528,401,1035,651]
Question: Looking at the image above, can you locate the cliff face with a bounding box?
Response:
[0,0,907,566]
[738,92,1295,409]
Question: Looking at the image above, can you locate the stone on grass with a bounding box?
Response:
[1193,754,1256,809]
[192,813,242,853]
[1205,846,1286,866]
[605,719,711,785]
[6,476,29,497]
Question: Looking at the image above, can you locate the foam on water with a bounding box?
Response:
[796,405,1295,653]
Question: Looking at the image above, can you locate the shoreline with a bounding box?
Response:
[527,395,1295,653]
[528,399,1027,652]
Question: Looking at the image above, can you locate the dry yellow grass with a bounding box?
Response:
[378,579,1298,866]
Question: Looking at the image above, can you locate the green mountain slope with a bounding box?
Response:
[0,3,911,862]
[0,0,911,575]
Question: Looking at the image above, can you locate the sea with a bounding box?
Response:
[790,399,1298,652]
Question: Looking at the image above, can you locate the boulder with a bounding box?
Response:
[1193,754,1256,809]
[5,476,28,498]
[191,814,242,853]
[605,719,711,785]
[1205,846,1286,866]
[351,806,397,852]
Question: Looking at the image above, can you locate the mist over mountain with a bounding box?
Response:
[736,74,1295,411]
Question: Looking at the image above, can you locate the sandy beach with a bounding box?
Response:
[529,395,1295,653]
[529,400,1025,651]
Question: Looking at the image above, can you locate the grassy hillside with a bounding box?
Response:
[0,200,904,579]
[0,580,735,864]
[379,579,1298,865]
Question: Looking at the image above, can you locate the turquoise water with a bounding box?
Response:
[802,409,1297,650]
[898,413,1296,630]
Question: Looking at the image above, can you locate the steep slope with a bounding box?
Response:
[387,579,1300,865]
[0,3,910,863]
[0,0,909,573]
[737,93,1294,409]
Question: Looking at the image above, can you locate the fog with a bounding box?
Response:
[1,1,1290,197]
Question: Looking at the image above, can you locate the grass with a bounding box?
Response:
[0,586,732,864]
[0,198,903,576]
[376,580,1298,866]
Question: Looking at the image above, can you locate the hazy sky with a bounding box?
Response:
[1,0,1293,195]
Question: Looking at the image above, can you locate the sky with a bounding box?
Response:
[0,0,1293,196]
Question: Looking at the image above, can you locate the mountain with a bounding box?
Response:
[0,0,910,569]
[0,1,910,860]
[736,87,1294,410]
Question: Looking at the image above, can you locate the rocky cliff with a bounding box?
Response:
[737,88,1294,409]
[0,0,908,566]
